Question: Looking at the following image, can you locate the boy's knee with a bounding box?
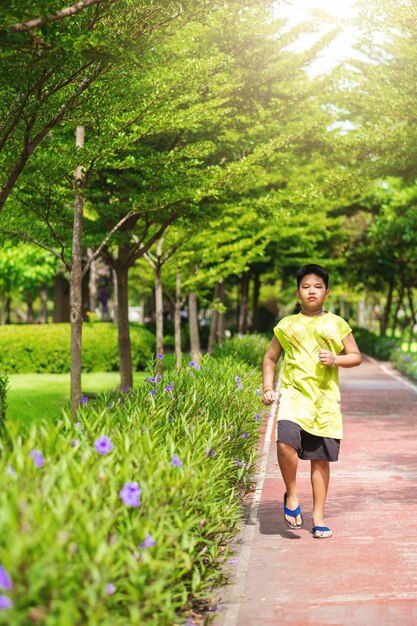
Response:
[277,441,297,457]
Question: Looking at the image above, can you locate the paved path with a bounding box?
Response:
[215,358,417,626]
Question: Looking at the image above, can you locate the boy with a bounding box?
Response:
[262,264,361,538]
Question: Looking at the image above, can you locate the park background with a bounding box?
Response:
[0,0,416,624]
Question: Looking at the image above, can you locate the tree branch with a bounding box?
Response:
[3,0,103,33]
[0,229,69,269]
[0,68,100,212]
[82,210,139,277]
[127,212,180,266]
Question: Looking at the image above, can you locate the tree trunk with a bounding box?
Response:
[175,272,182,371]
[39,283,48,323]
[1,295,11,325]
[26,290,34,323]
[155,263,164,357]
[70,125,84,416]
[208,283,220,353]
[356,298,366,328]
[406,287,417,351]
[217,280,225,344]
[87,248,97,314]
[380,279,394,336]
[252,272,260,332]
[238,271,250,335]
[112,268,118,325]
[115,258,133,390]
[139,294,145,324]
[189,292,201,363]
[391,286,404,338]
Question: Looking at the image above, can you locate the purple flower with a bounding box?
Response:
[255,413,260,422]
[6,466,15,476]
[235,375,241,383]
[148,377,157,383]
[80,396,88,405]
[228,557,239,564]
[149,389,157,397]
[29,449,44,468]
[0,566,12,591]
[242,432,249,439]
[234,459,241,466]
[140,533,157,549]
[206,448,216,457]
[75,421,82,429]
[237,382,244,390]
[157,353,164,360]
[189,361,201,370]
[256,389,262,396]
[0,596,12,610]
[105,583,116,595]
[156,374,162,382]
[164,384,173,393]
[94,436,113,455]
[119,482,142,507]
[170,454,183,468]
[124,386,130,393]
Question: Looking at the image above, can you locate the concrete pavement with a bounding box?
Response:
[215,357,417,626]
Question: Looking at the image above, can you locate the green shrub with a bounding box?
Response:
[352,327,399,360]
[0,323,155,374]
[212,333,270,368]
[391,349,417,383]
[0,355,263,625]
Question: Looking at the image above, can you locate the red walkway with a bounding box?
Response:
[215,358,417,626]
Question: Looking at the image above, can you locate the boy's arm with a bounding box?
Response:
[262,335,283,405]
[319,332,362,368]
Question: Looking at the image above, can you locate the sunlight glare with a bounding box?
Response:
[274,0,361,75]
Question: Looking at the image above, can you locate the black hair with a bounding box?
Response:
[296,264,329,289]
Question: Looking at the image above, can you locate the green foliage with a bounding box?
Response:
[0,355,263,625]
[213,333,270,369]
[390,349,417,384]
[352,327,399,360]
[0,324,155,374]
[0,242,57,295]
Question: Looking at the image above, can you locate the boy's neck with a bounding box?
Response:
[301,308,326,317]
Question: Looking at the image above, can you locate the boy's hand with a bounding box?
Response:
[318,349,336,366]
[262,390,275,405]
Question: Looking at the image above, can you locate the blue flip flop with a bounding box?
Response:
[312,526,332,539]
[283,492,303,529]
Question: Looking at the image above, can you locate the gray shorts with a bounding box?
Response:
[276,420,340,462]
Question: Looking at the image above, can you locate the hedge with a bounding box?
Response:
[391,349,417,383]
[213,333,271,369]
[0,355,263,625]
[0,323,155,374]
[351,327,399,361]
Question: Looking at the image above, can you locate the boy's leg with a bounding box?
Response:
[310,459,330,527]
[277,442,302,527]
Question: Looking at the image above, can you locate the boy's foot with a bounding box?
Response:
[312,526,332,539]
[283,493,303,529]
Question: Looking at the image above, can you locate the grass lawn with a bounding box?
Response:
[7,372,147,422]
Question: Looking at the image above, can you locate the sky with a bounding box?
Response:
[273,0,361,75]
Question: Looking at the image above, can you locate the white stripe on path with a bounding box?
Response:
[219,385,279,626]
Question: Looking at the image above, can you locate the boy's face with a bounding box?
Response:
[297,273,329,312]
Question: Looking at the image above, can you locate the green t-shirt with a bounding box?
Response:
[274,311,352,439]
